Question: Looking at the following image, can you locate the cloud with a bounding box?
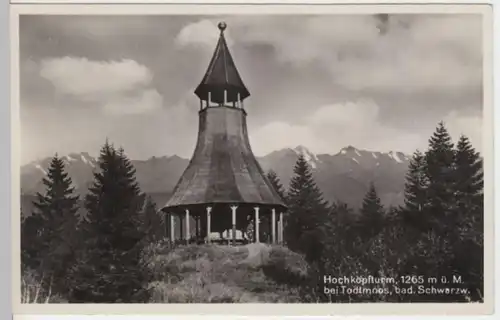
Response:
[103,89,163,115]
[250,99,423,156]
[39,56,163,115]
[40,57,153,97]
[175,19,234,50]
[226,14,482,93]
[249,121,318,156]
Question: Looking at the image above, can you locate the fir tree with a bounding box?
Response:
[351,183,388,287]
[417,123,457,288]
[259,170,286,243]
[327,201,356,251]
[401,124,478,302]
[285,154,328,264]
[357,182,385,240]
[30,155,80,295]
[21,213,45,271]
[142,196,164,242]
[454,135,483,223]
[266,170,287,201]
[452,135,484,301]
[424,122,456,227]
[69,142,149,303]
[402,150,429,230]
[322,201,357,288]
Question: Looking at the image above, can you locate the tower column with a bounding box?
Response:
[179,214,184,241]
[170,213,175,242]
[279,212,284,244]
[185,209,190,243]
[195,215,200,239]
[254,207,260,243]
[230,205,238,245]
[271,208,276,244]
[206,206,212,244]
[237,92,241,108]
[207,92,212,108]
[224,90,227,106]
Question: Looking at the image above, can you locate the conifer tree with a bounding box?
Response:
[260,170,286,243]
[30,155,80,295]
[327,201,356,251]
[21,213,45,271]
[69,142,149,303]
[357,182,385,240]
[351,183,388,287]
[322,201,357,285]
[452,135,484,301]
[142,196,164,242]
[424,122,456,227]
[415,123,457,288]
[402,150,429,230]
[454,135,483,225]
[400,123,478,302]
[266,170,287,201]
[285,154,328,263]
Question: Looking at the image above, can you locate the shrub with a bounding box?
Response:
[261,245,309,286]
[21,269,67,303]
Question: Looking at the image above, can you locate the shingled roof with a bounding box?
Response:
[163,106,286,210]
[194,22,250,104]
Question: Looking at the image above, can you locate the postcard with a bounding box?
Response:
[10,1,494,316]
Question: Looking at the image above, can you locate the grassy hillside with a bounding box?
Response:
[22,241,312,303]
[143,242,310,303]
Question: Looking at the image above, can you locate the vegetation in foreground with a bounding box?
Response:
[143,242,308,303]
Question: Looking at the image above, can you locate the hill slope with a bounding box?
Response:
[144,242,309,303]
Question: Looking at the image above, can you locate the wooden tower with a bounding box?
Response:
[161,22,287,245]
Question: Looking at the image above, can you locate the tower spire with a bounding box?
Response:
[194,22,250,106]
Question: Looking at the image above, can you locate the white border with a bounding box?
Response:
[7,0,496,5]
[9,2,495,317]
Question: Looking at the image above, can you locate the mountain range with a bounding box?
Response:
[20,146,411,216]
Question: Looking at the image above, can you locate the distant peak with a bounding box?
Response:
[35,164,47,175]
[340,145,359,152]
[148,154,184,161]
[339,145,361,157]
[65,154,77,162]
[292,145,316,157]
[291,145,319,168]
[49,152,98,167]
[293,145,310,153]
[387,151,404,163]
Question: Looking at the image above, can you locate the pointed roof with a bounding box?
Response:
[194,22,250,104]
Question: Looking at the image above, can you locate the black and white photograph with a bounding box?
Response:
[13,3,492,312]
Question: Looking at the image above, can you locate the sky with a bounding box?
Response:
[19,14,484,164]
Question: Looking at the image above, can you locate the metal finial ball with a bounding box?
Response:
[218,22,227,31]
